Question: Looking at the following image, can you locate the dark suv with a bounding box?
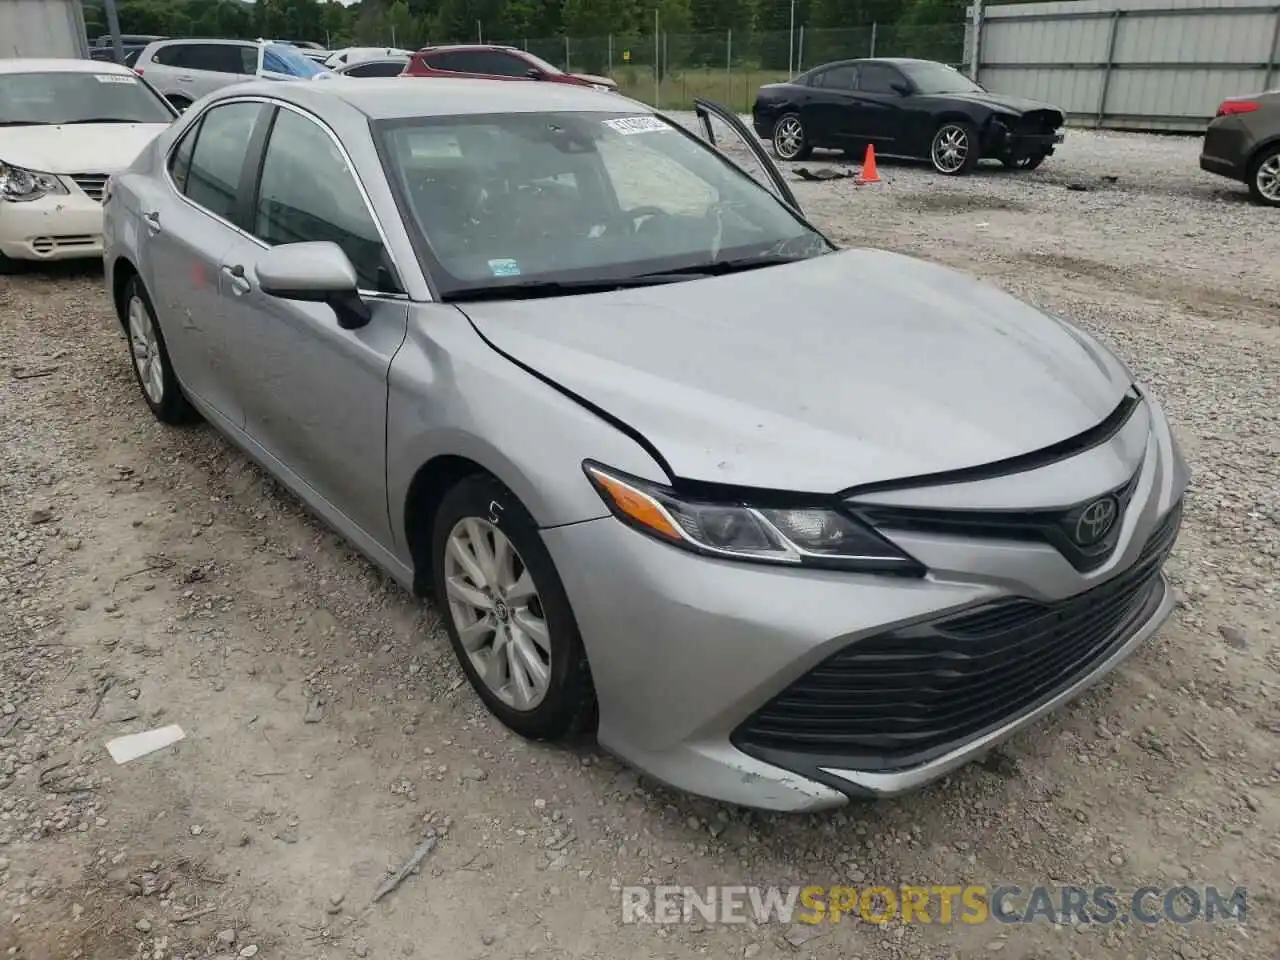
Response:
[403,44,616,92]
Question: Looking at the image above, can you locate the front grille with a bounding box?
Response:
[1014,110,1062,135]
[856,469,1141,574]
[70,173,109,203]
[732,502,1182,771]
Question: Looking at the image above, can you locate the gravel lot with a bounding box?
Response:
[1,126,1278,960]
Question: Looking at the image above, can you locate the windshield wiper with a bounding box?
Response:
[0,120,53,126]
[447,274,701,302]
[637,253,817,279]
[54,117,144,124]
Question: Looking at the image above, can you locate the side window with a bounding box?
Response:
[151,44,181,66]
[177,43,250,75]
[183,102,262,220]
[167,117,201,192]
[238,46,259,74]
[252,108,391,291]
[348,60,404,77]
[857,64,904,94]
[424,51,462,72]
[480,52,530,77]
[819,66,858,90]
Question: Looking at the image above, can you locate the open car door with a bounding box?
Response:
[692,98,802,215]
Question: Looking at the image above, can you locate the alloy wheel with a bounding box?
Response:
[774,117,805,160]
[442,517,551,711]
[932,124,970,174]
[1256,154,1280,203]
[128,294,165,405]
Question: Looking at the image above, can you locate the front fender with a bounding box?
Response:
[385,306,670,560]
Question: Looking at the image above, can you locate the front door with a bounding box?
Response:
[845,62,912,149]
[218,104,410,546]
[692,98,803,214]
[141,99,269,428]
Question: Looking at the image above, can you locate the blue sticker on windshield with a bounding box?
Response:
[488,259,521,277]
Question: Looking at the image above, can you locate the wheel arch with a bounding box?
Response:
[110,256,140,333]
[1247,135,1280,175]
[403,453,497,596]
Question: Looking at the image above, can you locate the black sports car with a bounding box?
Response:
[752,58,1066,175]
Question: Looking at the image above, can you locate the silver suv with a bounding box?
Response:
[133,39,329,111]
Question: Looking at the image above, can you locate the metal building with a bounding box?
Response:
[0,0,90,58]
[966,0,1280,131]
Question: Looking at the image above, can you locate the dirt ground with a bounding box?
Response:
[1,128,1278,960]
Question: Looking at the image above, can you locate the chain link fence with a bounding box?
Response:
[473,26,964,112]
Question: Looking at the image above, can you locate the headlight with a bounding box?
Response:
[584,462,924,575]
[0,162,68,203]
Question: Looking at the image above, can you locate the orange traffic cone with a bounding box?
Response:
[858,144,881,184]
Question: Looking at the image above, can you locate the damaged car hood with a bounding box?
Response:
[459,249,1132,493]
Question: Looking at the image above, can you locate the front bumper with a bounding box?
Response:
[0,192,104,262]
[544,395,1187,811]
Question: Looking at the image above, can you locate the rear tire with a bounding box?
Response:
[123,276,197,425]
[930,121,980,175]
[1246,145,1280,207]
[431,474,596,742]
[771,113,812,161]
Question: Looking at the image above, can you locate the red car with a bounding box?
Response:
[403,44,617,91]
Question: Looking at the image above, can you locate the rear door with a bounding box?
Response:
[847,62,912,149]
[803,65,862,146]
[692,99,802,215]
[140,98,270,428]
[171,42,255,99]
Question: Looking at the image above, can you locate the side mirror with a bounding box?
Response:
[255,241,370,330]
[526,67,544,80]
[891,82,913,96]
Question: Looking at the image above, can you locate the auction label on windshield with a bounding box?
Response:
[603,116,668,135]
[95,74,138,84]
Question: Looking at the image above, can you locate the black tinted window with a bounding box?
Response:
[474,52,528,77]
[253,108,389,290]
[168,118,200,192]
[857,64,903,94]
[425,51,468,72]
[815,66,856,90]
[184,101,261,219]
[345,60,406,77]
[170,43,253,74]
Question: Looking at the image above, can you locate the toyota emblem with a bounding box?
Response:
[1074,497,1118,546]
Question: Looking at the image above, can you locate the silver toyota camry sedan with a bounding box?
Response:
[102,78,1188,811]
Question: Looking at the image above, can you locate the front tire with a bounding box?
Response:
[1247,146,1280,207]
[771,112,812,161]
[165,94,192,112]
[0,252,23,275]
[431,474,595,741]
[931,121,979,175]
[123,277,196,424]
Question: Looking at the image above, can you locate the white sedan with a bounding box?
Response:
[0,58,175,273]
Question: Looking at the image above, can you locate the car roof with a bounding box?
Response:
[0,57,137,75]
[416,44,524,53]
[807,57,942,71]
[149,38,257,48]
[217,76,636,119]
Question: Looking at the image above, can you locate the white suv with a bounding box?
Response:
[133,39,330,111]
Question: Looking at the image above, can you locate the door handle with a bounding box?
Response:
[142,210,161,234]
[221,263,251,295]
[177,74,194,81]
